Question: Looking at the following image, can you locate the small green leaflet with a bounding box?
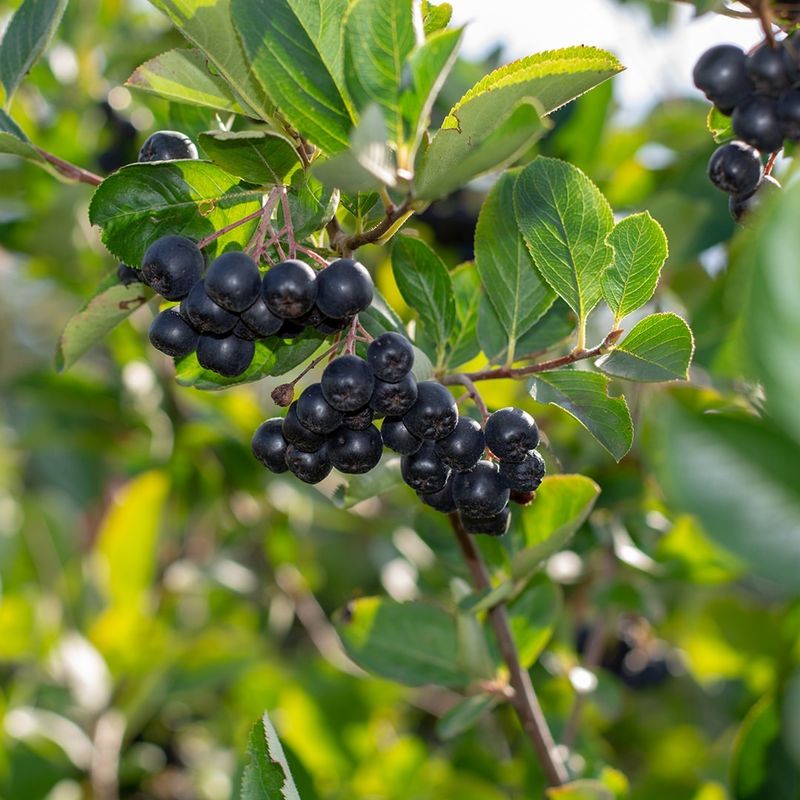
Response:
[507,578,562,668]
[436,694,498,740]
[597,313,694,382]
[530,369,633,460]
[707,105,734,144]
[422,1,452,35]
[240,713,301,800]
[199,130,302,186]
[602,211,668,322]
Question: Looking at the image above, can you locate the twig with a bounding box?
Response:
[765,150,780,176]
[278,185,297,259]
[328,198,415,256]
[35,147,103,186]
[288,343,340,387]
[356,322,374,342]
[443,373,489,424]
[197,205,269,249]
[296,245,330,268]
[449,514,568,786]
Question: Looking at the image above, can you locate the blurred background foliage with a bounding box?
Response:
[1,1,799,799]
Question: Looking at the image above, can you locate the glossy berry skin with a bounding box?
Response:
[730,174,781,222]
[402,381,458,441]
[401,441,450,493]
[369,373,418,417]
[148,308,198,357]
[367,332,414,382]
[182,280,238,334]
[327,425,383,474]
[452,460,510,518]
[692,44,751,113]
[321,355,375,412]
[296,383,343,435]
[117,263,143,285]
[732,95,783,153]
[778,89,800,140]
[285,443,332,484]
[381,416,422,455]
[240,295,283,338]
[746,44,791,95]
[315,259,374,319]
[485,407,539,463]
[141,235,204,301]
[251,419,289,473]
[418,476,457,514]
[500,450,546,492]
[707,142,762,195]
[342,406,373,431]
[196,332,254,377]
[462,507,510,537]
[434,417,485,472]
[138,130,198,162]
[205,251,261,312]
[282,403,327,452]
[262,260,318,319]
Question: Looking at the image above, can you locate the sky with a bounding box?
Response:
[448,1,763,120]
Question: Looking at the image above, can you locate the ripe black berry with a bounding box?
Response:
[233,320,257,341]
[692,44,751,113]
[729,174,781,221]
[369,373,418,417]
[262,260,318,319]
[315,259,374,319]
[297,305,325,328]
[117,263,143,285]
[316,315,353,334]
[452,460,510,517]
[277,320,306,339]
[499,450,546,492]
[343,406,374,431]
[777,89,800,139]
[240,295,283,338]
[732,95,783,152]
[462,507,510,537]
[148,308,198,357]
[321,355,375,412]
[141,235,204,301]
[418,477,457,513]
[182,280,238,334]
[400,441,450,493]
[327,425,383,474]
[196,332,254,376]
[282,403,327,452]
[485,407,539,462]
[434,417,485,472]
[251,418,289,473]
[707,142,762,195]
[296,383,343,434]
[285,443,332,484]
[746,44,791,95]
[381,416,422,455]
[367,332,414,382]
[205,251,261,313]
[402,382,458,441]
[138,130,198,162]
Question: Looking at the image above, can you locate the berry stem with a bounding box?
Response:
[296,245,330,268]
[449,513,568,786]
[34,146,103,186]
[198,204,272,249]
[287,342,341,388]
[356,322,374,342]
[278,184,297,259]
[764,149,780,176]
[443,373,489,424]
[328,197,415,256]
[343,316,359,355]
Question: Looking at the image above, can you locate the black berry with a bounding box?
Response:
[729,174,781,221]
[282,403,327,452]
[138,130,198,162]
[251,418,289,473]
[182,280,238,334]
[327,425,383,474]
[732,94,783,153]
[484,407,539,462]
[343,406,374,431]
[315,259,374,319]
[418,476,457,513]
[402,382,458,441]
[240,295,283,338]
[296,383,343,434]
[196,332,254,376]
[400,441,450,493]
[148,308,198,357]
[746,44,791,95]
[369,373,418,417]
[462,507,510,537]
[117,263,143,285]
[777,89,800,139]
[499,450,546,492]
[367,332,414,382]
[205,251,261,313]
[452,460,510,517]
[434,417,485,472]
[707,142,762,195]
[316,315,353,334]
[263,260,318,319]
[692,44,752,113]
[321,355,375,412]
[141,235,204,301]
[233,320,257,341]
[297,305,325,328]
[277,320,306,339]
[285,443,332,484]
[381,416,422,455]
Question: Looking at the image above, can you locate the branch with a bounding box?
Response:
[443,373,489,424]
[35,147,103,186]
[449,513,568,786]
[328,197,415,256]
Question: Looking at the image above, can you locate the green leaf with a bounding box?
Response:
[446,262,481,367]
[512,475,600,580]
[597,313,694,382]
[0,130,43,162]
[0,109,28,139]
[515,157,614,330]
[507,577,562,668]
[232,0,354,154]
[391,234,455,353]
[358,288,405,337]
[331,455,403,509]
[531,370,633,460]
[707,105,734,144]
[175,330,326,390]
[240,713,301,800]
[126,48,244,114]
[88,161,263,267]
[547,781,614,800]
[422,1,452,35]
[199,130,301,186]
[344,0,416,143]
[148,0,273,121]
[0,0,68,110]
[55,274,152,372]
[436,694,498,740]
[336,597,474,687]
[475,170,555,357]
[652,393,800,591]
[278,172,339,240]
[602,212,668,322]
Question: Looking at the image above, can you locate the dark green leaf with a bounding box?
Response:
[436,694,498,740]
[358,288,405,337]
[240,713,301,800]
[199,130,301,186]
[446,262,481,367]
[507,577,561,668]
[278,171,338,239]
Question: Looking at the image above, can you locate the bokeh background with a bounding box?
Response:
[1,2,797,799]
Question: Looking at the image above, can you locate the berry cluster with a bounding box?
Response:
[252,332,545,537]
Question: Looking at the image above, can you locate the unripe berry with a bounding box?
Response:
[262,260,318,319]
[402,381,458,441]
[367,332,414,382]
[251,418,289,473]
[182,280,238,334]
[205,251,261,312]
[148,308,198,357]
[141,235,204,301]
[484,407,539,463]
[369,373,418,416]
[499,450,546,492]
[381,416,422,455]
[285,443,332,484]
[401,441,450,493]
[296,383,343,435]
[452,460,510,517]
[282,402,327,452]
[321,355,375,412]
[196,332,255,376]
[707,141,762,195]
[138,130,198,162]
[327,425,383,474]
[461,507,510,537]
[692,44,751,113]
[732,94,783,153]
[315,258,374,319]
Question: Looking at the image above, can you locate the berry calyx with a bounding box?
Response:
[499,450,546,492]
[484,407,539,463]
[182,280,238,335]
[732,94,783,153]
[452,460,510,517]
[367,332,415,382]
[321,355,375,412]
[369,373,418,417]
[315,258,374,319]
[692,44,751,113]
[402,381,458,441]
[434,416,485,472]
[282,403,327,452]
[262,260,318,319]
[205,251,261,313]
[148,308,198,358]
[196,332,255,376]
[461,507,510,537]
[296,383,343,434]
[401,441,450,493]
[285,443,332,484]
[251,419,289,473]
[707,142,762,196]
[138,130,198,162]
[141,235,204,301]
[381,416,422,455]
[327,425,383,474]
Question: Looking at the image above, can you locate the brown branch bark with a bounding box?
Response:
[328,198,414,256]
[35,147,103,186]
